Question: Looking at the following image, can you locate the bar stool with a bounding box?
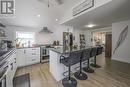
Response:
[83,48,95,73]
[90,47,103,68]
[74,50,88,80]
[60,51,82,87]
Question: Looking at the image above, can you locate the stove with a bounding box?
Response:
[40,45,54,63]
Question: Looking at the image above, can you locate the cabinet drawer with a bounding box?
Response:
[26,52,40,59]
[26,48,40,52]
[25,48,40,55]
[26,57,40,65]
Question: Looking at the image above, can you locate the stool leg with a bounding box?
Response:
[83,59,94,73]
[74,59,88,80]
[90,56,101,68]
[62,66,77,87]
[69,66,71,80]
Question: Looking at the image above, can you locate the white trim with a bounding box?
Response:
[112,57,130,64]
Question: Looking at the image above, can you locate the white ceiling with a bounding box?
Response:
[63,0,130,29]
[0,0,130,29]
[0,0,82,28]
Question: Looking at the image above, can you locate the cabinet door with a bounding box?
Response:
[17,49,26,67]
[25,48,40,65]
[6,66,13,87]
[12,51,17,77]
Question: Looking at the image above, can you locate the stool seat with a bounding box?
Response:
[60,51,82,87]
[74,49,88,80]
[60,57,80,67]
[83,48,95,73]
[90,46,103,68]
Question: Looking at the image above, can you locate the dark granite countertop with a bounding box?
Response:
[17,46,40,49]
[50,46,93,54]
[17,45,63,49]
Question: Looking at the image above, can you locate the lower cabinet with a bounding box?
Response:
[6,50,17,87]
[6,66,13,87]
[17,47,40,67]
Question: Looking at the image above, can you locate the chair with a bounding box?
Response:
[74,50,88,80]
[90,46,103,68]
[83,48,94,73]
[60,51,82,87]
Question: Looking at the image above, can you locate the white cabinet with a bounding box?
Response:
[17,49,26,67]
[17,47,40,67]
[6,50,17,87]
[6,66,13,87]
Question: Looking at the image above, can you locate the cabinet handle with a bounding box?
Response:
[14,58,16,63]
[32,59,36,61]
[4,65,9,70]
[10,63,13,70]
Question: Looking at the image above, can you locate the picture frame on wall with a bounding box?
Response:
[73,0,94,16]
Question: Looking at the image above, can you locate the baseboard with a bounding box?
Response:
[112,57,130,64]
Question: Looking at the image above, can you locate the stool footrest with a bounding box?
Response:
[62,77,77,87]
[74,72,88,80]
[83,67,94,73]
[90,63,101,68]
[63,71,73,77]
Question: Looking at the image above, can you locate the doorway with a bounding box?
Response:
[105,33,112,58]
[92,31,112,58]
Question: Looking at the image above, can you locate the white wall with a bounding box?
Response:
[91,27,112,33]
[112,20,130,63]
[4,25,74,45]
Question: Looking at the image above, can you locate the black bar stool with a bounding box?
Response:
[83,48,95,73]
[60,51,82,87]
[74,50,88,80]
[90,46,103,68]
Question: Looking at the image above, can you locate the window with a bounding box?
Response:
[16,31,35,47]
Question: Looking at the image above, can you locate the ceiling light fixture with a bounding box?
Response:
[37,15,41,17]
[86,24,96,28]
[55,19,58,21]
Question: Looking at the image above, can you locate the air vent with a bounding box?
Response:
[73,0,94,16]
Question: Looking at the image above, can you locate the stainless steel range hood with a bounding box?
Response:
[39,27,53,33]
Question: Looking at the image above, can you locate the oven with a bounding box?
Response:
[40,46,49,63]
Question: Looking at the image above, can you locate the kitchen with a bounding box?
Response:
[0,0,130,87]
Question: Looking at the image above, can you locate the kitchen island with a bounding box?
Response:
[49,46,92,81]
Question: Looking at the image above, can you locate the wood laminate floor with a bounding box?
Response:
[15,54,130,87]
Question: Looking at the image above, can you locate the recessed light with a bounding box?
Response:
[86,24,96,28]
[55,19,58,21]
[37,15,41,17]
